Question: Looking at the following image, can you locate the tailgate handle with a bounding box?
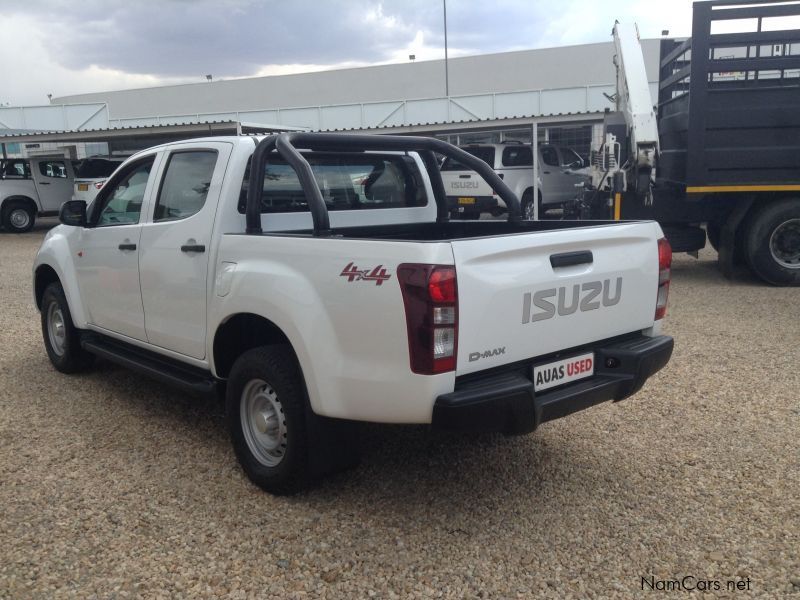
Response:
[459,174,471,179]
[550,250,593,268]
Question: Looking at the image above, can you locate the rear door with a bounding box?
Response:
[31,158,75,211]
[138,142,232,359]
[451,221,662,375]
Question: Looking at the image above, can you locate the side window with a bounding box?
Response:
[95,159,154,227]
[501,146,533,167]
[154,151,217,221]
[540,146,559,167]
[3,160,29,179]
[38,160,68,178]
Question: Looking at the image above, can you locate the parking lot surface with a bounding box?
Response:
[1,222,798,598]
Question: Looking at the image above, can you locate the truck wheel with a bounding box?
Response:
[2,201,36,233]
[41,282,95,373]
[521,190,542,221]
[226,346,311,494]
[745,199,800,286]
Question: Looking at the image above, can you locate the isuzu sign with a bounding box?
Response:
[522,278,622,323]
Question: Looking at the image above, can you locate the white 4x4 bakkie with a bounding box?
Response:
[33,133,673,494]
[439,142,590,219]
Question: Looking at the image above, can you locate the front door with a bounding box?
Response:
[74,155,158,341]
[139,143,231,359]
[32,158,74,212]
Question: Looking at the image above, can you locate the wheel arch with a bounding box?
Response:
[1,194,38,212]
[212,313,298,380]
[34,264,60,310]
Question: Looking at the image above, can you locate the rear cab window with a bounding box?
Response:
[75,159,123,179]
[501,146,533,167]
[238,152,427,214]
[440,146,496,171]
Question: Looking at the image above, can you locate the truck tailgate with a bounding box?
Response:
[451,222,662,375]
[440,170,495,199]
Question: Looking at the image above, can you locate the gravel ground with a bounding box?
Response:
[1,220,798,599]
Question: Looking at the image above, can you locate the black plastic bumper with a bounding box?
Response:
[432,334,673,435]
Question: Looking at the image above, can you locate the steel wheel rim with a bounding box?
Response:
[769,218,800,269]
[523,199,535,220]
[47,301,66,356]
[240,378,287,467]
[9,208,31,229]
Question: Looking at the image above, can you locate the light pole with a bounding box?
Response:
[443,0,449,97]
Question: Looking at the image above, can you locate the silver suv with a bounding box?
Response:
[439,143,589,219]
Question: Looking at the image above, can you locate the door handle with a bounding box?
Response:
[550,250,593,268]
[118,243,137,251]
[181,244,206,253]
[543,171,551,175]
[39,181,51,185]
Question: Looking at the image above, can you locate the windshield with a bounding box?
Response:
[440,147,495,171]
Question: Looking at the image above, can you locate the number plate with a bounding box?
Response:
[533,352,594,391]
[78,183,89,191]
[458,197,476,205]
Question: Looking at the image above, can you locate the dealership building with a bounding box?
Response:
[0,38,664,159]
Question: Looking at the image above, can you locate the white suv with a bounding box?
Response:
[439,143,589,219]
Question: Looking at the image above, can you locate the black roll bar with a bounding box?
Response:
[246,132,522,236]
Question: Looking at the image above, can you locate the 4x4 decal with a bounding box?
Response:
[340,262,392,286]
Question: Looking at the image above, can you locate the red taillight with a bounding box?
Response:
[655,237,672,320]
[93,180,105,190]
[397,264,458,374]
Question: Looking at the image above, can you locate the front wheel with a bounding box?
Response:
[40,282,95,373]
[2,201,36,233]
[226,346,310,494]
[745,199,800,286]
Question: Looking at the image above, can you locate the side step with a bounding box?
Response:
[81,334,218,396]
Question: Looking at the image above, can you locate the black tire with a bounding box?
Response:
[744,199,800,286]
[2,200,36,233]
[40,282,95,373]
[226,346,311,495]
[521,189,535,220]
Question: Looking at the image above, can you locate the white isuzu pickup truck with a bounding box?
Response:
[33,133,673,494]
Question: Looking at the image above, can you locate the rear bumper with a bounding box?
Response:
[432,334,673,434]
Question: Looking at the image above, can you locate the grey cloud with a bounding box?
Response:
[9,0,564,79]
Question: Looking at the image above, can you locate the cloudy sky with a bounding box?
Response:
[0,0,694,106]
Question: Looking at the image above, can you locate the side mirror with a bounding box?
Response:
[59,200,87,227]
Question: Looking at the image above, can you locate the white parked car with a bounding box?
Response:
[33,133,673,494]
[72,157,127,203]
[439,143,590,219]
[0,156,76,232]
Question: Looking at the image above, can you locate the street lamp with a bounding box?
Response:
[443,0,449,97]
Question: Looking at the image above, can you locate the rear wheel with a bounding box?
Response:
[521,189,538,220]
[2,200,36,233]
[745,199,800,286]
[226,346,310,494]
[40,282,95,373]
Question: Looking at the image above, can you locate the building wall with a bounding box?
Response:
[52,40,663,120]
